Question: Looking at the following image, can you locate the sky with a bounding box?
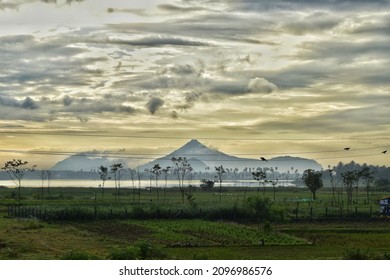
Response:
[0,0,389,169]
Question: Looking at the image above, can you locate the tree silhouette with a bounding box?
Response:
[171,157,192,203]
[341,170,358,206]
[129,168,136,201]
[302,169,323,200]
[161,166,171,203]
[359,166,374,204]
[110,163,123,203]
[151,164,162,202]
[2,159,35,204]
[252,170,267,196]
[98,165,110,201]
[215,165,226,203]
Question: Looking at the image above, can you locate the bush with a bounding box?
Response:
[109,242,168,260]
[109,246,139,260]
[343,248,371,260]
[200,180,215,191]
[61,250,100,260]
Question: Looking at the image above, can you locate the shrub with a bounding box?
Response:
[343,248,371,260]
[61,250,100,260]
[109,246,139,260]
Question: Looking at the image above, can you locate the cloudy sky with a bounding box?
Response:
[0,0,389,169]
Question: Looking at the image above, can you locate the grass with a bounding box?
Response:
[0,185,389,259]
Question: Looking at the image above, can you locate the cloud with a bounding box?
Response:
[247,78,278,94]
[0,95,39,110]
[126,36,210,47]
[158,4,205,13]
[0,0,86,10]
[170,110,179,119]
[21,97,39,109]
[63,95,73,106]
[146,97,164,115]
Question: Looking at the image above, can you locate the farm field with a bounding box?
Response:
[0,185,389,260]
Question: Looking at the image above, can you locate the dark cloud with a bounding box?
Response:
[171,110,179,119]
[158,4,205,12]
[0,95,39,110]
[146,97,164,115]
[63,95,73,106]
[21,97,39,110]
[185,91,203,103]
[0,0,86,10]
[197,0,390,11]
[111,36,210,47]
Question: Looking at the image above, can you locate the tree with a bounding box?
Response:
[341,170,359,205]
[215,165,226,203]
[171,157,192,203]
[200,179,214,191]
[151,164,162,202]
[161,167,171,203]
[38,170,47,205]
[252,170,267,196]
[98,165,110,201]
[245,196,273,229]
[359,166,374,204]
[302,169,323,200]
[136,167,143,203]
[2,159,35,204]
[327,167,341,206]
[129,168,136,201]
[110,163,123,203]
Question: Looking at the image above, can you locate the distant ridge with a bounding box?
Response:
[50,139,322,172]
[138,139,322,172]
[51,153,127,171]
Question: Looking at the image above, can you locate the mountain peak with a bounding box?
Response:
[182,139,205,148]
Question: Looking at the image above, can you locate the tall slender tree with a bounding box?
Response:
[359,166,374,204]
[151,164,162,202]
[110,163,123,203]
[171,157,192,203]
[215,165,226,203]
[98,165,109,201]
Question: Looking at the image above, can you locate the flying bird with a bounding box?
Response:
[344,147,350,151]
[382,150,387,154]
[260,157,268,162]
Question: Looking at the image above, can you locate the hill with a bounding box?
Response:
[51,153,128,171]
[138,139,322,173]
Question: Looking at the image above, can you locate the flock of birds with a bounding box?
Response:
[343,147,387,154]
[259,148,387,162]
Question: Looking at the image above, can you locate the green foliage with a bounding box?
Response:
[245,196,273,220]
[61,250,100,260]
[109,241,167,260]
[109,246,140,260]
[200,179,214,191]
[302,169,323,200]
[343,248,371,260]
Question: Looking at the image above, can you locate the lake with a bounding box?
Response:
[0,179,297,188]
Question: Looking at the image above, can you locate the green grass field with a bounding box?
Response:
[0,185,389,260]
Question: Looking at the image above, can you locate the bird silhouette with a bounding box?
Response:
[260,157,268,162]
[344,147,350,151]
[382,150,387,154]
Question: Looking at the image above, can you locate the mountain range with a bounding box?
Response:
[51,139,322,173]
